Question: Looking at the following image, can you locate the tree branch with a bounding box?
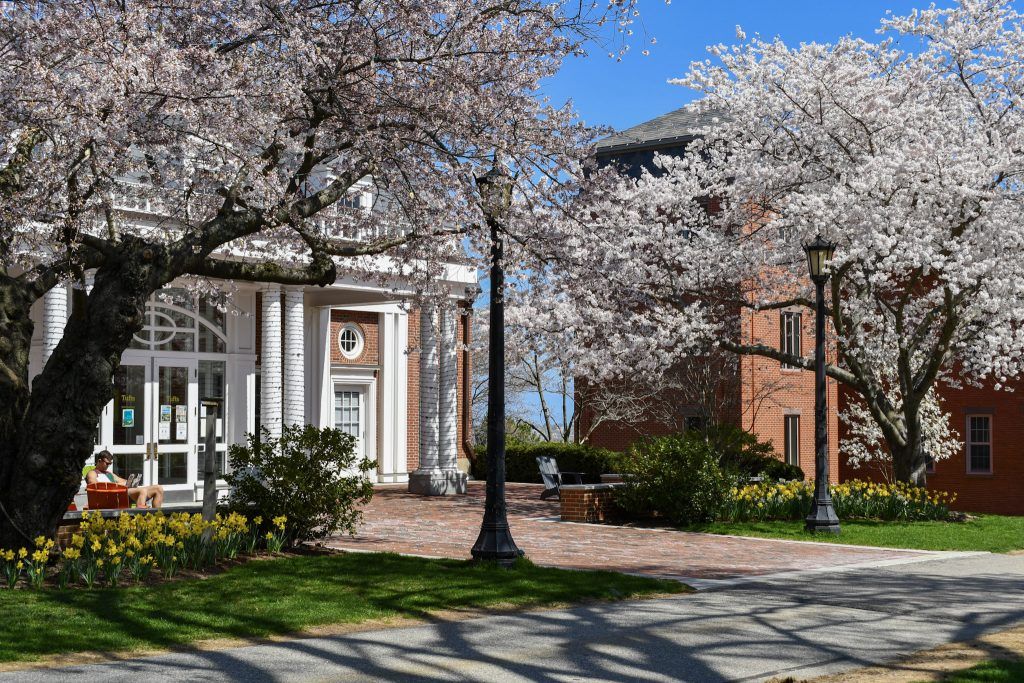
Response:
[718,339,860,386]
[188,257,337,287]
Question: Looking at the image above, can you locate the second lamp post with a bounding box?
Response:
[804,234,841,534]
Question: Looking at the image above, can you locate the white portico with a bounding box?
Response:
[31,268,476,505]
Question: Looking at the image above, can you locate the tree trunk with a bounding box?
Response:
[0,243,165,547]
[890,420,928,487]
[0,279,35,545]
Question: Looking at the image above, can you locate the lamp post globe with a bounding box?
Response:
[804,233,841,534]
[470,164,524,566]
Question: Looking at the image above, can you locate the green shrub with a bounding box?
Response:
[471,440,619,484]
[224,425,375,546]
[615,434,733,525]
[705,424,804,481]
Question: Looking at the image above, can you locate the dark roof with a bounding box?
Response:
[595,104,728,154]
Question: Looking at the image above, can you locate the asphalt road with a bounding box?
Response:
[4,553,1023,682]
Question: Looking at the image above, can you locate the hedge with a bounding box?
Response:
[470,441,620,484]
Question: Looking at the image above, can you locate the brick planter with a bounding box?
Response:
[559,483,624,523]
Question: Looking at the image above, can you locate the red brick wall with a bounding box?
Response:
[927,381,1024,514]
[740,307,840,483]
[559,486,621,523]
[841,379,1024,515]
[329,310,379,365]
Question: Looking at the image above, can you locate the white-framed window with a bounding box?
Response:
[337,323,364,360]
[966,414,992,474]
[784,414,800,467]
[780,311,802,369]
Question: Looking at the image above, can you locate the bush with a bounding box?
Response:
[705,424,804,481]
[471,440,619,484]
[224,425,375,545]
[615,434,733,525]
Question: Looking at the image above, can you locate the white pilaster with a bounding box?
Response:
[438,305,459,470]
[282,287,305,427]
[260,285,283,440]
[318,307,333,429]
[42,284,69,366]
[378,310,409,483]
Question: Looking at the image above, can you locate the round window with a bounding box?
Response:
[337,324,364,359]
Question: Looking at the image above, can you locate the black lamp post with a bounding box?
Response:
[804,234,841,534]
[471,165,524,566]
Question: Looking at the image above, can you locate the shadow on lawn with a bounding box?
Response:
[0,553,680,663]
[2,555,1023,682]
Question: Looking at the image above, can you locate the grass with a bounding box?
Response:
[680,515,1024,553]
[929,658,1024,682]
[0,551,687,664]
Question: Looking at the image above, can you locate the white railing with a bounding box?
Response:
[109,181,409,244]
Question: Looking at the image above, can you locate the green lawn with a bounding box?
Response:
[0,552,686,664]
[680,515,1024,553]
[927,658,1024,682]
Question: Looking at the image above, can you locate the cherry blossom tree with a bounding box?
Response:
[0,0,647,544]
[530,0,1024,486]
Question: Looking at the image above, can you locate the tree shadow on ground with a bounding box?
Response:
[4,556,1023,682]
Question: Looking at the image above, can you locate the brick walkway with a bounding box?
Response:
[325,482,932,581]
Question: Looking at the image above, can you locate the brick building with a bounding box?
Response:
[583,105,1021,514]
[31,180,476,505]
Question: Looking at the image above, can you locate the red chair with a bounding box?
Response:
[86,482,131,510]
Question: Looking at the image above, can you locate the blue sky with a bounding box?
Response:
[542,0,954,135]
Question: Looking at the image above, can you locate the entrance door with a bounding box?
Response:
[333,386,365,458]
[152,358,197,488]
[109,363,151,484]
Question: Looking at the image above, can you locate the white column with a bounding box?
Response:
[42,284,69,366]
[282,287,305,427]
[417,305,440,472]
[438,305,459,470]
[409,302,466,495]
[260,285,283,440]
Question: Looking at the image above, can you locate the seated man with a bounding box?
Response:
[86,450,164,509]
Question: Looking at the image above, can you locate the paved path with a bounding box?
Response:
[6,553,1024,682]
[325,483,936,581]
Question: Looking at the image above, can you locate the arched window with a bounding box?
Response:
[130,288,228,353]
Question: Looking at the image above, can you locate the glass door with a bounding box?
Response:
[109,363,151,485]
[198,360,227,477]
[152,358,197,488]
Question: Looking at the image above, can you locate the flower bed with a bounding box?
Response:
[720,479,955,523]
[0,511,286,590]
